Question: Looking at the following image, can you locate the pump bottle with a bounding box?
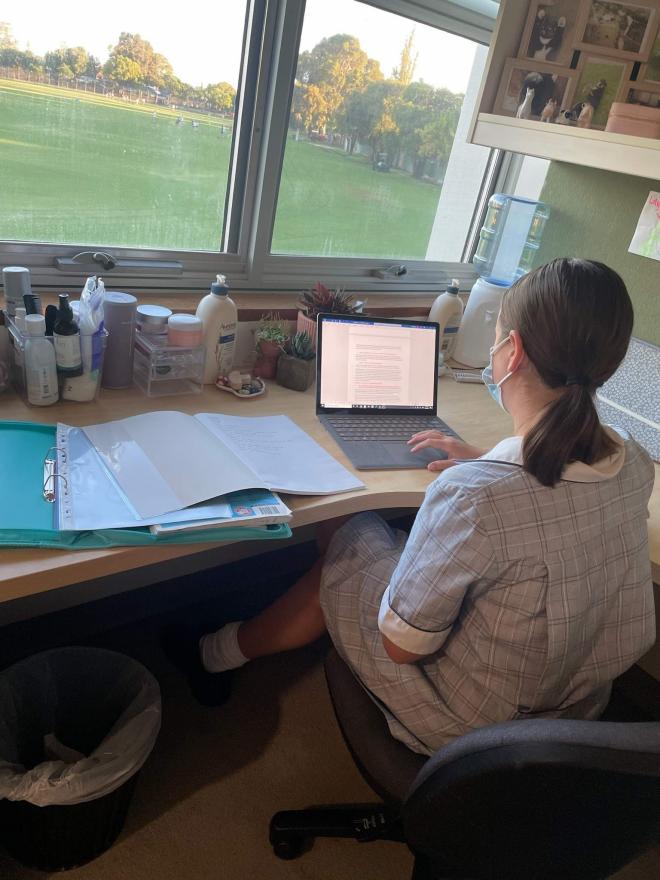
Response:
[428,279,464,371]
[196,275,238,384]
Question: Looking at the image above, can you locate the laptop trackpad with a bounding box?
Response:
[347,441,448,470]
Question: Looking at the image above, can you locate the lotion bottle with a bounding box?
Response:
[428,278,464,366]
[196,274,237,383]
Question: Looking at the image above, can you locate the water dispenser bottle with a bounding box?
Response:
[472,195,550,286]
[452,195,550,368]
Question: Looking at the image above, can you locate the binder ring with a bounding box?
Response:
[43,448,67,503]
[43,471,68,503]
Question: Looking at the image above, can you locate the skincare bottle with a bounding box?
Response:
[53,294,82,373]
[13,307,27,372]
[196,275,237,383]
[25,314,59,405]
[23,293,42,315]
[428,279,464,367]
[2,266,31,318]
[0,309,9,392]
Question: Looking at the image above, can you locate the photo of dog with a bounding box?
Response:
[576,0,658,60]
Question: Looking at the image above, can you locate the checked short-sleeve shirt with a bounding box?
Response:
[320,429,655,755]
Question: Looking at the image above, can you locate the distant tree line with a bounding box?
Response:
[0,24,236,112]
[0,21,464,180]
[291,32,464,181]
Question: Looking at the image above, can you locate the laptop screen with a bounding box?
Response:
[316,314,438,413]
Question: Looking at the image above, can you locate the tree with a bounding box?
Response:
[205,82,236,113]
[418,108,461,179]
[106,33,173,88]
[64,47,89,77]
[392,31,417,86]
[84,55,101,79]
[298,83,331,133]
[294,34,382,133]
[393,83,462,177]
[0,22,16,51]
[44,47,94,78]
[338,79,400,155]
[0,48,42,72]
[104,54,142,86]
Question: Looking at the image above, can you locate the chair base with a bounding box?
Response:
[270,804,403,859]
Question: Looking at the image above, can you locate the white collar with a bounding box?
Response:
[479,427,626,483]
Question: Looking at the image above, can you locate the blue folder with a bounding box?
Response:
[0,421,292,549]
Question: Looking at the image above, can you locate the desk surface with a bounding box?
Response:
[1,379,658,607]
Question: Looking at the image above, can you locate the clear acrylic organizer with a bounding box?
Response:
[133,332,204,397]
[7,317,107,404]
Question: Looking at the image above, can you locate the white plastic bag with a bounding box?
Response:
[0,647,161,806]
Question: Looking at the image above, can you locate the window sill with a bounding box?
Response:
[32,288,449,317]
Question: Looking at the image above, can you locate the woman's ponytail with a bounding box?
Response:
[523,385,605,487]
[500,258,633,488]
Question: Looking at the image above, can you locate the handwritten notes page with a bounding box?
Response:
[629,191,660,262]
[195,413,364,496]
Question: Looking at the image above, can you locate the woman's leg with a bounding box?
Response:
[237,558,326,659]
[202,515,353,671]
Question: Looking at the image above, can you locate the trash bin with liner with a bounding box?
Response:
[0,647,161,871]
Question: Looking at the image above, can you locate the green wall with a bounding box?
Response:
[534,163,660,346]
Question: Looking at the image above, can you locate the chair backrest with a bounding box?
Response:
[402,719,660,880]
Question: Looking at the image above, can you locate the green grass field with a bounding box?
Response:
[0,79,440,259]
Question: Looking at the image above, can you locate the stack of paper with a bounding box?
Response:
[150,489,291,536]
[56,412,365,533]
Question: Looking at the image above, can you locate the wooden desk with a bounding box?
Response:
[1,379,658,617]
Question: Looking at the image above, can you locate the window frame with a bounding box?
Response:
[0,0,502,295]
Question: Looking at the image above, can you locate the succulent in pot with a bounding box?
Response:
[276,330,316,392]
[253,313,288,379]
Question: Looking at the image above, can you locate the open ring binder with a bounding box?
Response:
[0,420,291,549]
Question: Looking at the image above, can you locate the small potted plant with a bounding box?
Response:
[297,282,359,348]
[253,313,288,379]
[276,331,316,392]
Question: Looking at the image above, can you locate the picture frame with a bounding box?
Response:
[518,0,582,67]
[619,79,660,106]
[493,58,577,121]
[574,0,660,62]
[573,53,635,128]
[638,25,660,81]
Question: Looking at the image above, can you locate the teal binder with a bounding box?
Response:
[0,421,291,549]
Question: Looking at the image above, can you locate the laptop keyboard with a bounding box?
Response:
[326,414,459,442]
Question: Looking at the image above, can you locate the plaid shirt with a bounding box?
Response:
[368,430,656,752]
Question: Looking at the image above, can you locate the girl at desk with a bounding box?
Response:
[190,257,656,756]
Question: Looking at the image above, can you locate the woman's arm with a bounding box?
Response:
[381,634,429,665]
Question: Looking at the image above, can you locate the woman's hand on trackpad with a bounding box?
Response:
[407,431,486,473]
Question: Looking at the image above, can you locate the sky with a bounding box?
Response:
[6,0,478,93]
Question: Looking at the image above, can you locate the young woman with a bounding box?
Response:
[191,258,656,756]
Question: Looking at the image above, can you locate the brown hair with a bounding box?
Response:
[499,258,633,488]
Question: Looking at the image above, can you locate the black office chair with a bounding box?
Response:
[270,648,660,880]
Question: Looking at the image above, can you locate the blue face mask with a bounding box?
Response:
[482,334,514,411]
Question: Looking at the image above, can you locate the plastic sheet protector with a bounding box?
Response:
[58,411,363,531]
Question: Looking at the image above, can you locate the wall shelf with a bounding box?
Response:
[469,0,660,180]
[472,113,660,178]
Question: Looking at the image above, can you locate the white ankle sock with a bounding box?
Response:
[199,621,249,673]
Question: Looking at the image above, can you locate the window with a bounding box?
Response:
[271,0,489,263]
[0,1,246,252]
[0,0,500,292]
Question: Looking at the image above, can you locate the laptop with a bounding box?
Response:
[316,313,461,470]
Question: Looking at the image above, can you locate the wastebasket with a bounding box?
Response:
[0,647,161,871]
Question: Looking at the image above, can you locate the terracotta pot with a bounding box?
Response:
[253,339,282,379]
[296,313,317,350]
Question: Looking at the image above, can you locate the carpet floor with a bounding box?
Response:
[0,616,658,880]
